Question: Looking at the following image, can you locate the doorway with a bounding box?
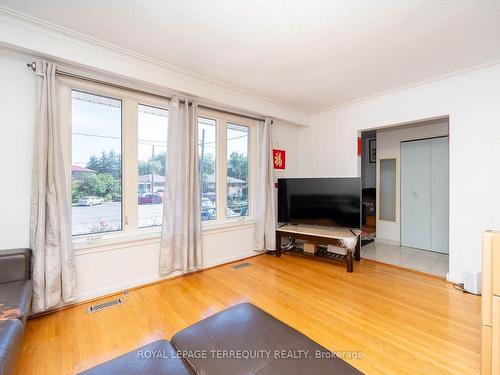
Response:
[360,131,376,246]
[360,118,449,278]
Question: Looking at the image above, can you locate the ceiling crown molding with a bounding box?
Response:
[311,57,500,115]
[0,6,309,125]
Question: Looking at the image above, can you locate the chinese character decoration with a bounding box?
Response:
[273,149,286,170]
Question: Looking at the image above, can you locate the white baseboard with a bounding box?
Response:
[374,237,400,246]
[203,250,257,269]
[75,274,173,302]
[446,271,462,285]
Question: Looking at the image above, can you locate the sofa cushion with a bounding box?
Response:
[0,249,31,284]
[78,339,193,375]
[0,280,33,324]
[171,302,363,375]
[0,319,23,375]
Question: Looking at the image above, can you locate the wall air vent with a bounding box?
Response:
[233,262,251,270]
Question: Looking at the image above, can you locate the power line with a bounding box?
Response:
[73,132,165,147]
[72,132,248,147]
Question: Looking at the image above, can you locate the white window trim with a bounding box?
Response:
[198,108,258,227]
[59,78,260,251]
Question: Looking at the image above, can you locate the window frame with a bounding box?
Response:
[198,115,218,222]
[59,78,259,249]
[137,103,169,229]
[59,77,169,245]
[225,122,250,220]
[69,89,124,236]
[198,108,258,228]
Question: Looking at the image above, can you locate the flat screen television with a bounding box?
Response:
[277,177,361,229]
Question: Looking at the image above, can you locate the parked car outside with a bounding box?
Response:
[138,194,163,205]
[201,197,215,208]
[78,196,104,206]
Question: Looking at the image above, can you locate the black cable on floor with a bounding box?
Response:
[453,283,466,293]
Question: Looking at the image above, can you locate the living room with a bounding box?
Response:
[0,1,499,374]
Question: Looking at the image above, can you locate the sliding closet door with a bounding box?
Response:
[401,140,432,250]
[401,137,449,253]
[430,137,449,253]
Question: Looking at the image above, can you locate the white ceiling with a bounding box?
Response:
[1,0,500,112]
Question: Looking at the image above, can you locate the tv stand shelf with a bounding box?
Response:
[275,224,361,272]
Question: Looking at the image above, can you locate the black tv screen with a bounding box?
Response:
[277,178,361,229]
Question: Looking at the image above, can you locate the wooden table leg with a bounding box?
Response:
[275,231,281,257]
[347,250,353,272]
[355,238,361,261]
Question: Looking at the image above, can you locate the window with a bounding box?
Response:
[71,90,122,236]
[62,79,169,241]
[62,77,257,244]
[226,124,249,217]
[137,104,168,228]
[197,112,255,223]
[198,117,217,221]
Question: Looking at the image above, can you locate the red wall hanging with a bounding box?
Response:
[273,149,286,170]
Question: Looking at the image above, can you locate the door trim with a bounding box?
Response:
[400,135,448,144]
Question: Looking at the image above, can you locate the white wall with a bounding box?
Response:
[376,119,449,242]
[298,63,500,283]
[0,50,35,248]
[272,120,300,179]
[73,223,258,301]
[0,49,302,302]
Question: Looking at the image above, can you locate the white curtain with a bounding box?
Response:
[159,97,203,274]
[29,60,77,313]
[254,118,276,251]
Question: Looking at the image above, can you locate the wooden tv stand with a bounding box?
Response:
[275,224,361,272]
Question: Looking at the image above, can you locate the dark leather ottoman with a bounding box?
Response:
[79,339,193,375]
[171,303,363,375]
[79,303,363,375]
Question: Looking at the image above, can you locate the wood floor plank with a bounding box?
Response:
[17,255,480,375]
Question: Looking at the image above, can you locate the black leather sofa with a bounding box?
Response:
[0,249,32,375]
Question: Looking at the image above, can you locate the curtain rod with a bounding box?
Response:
[27,61,272,124]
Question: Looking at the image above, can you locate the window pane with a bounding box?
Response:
[138,104,168,228]
[71,91,122,235]
[199,117,217,221]
[227,124,249,217]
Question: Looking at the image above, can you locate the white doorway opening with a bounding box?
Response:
[360,117,449,278]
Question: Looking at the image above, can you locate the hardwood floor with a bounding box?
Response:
[17,254,481,375]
